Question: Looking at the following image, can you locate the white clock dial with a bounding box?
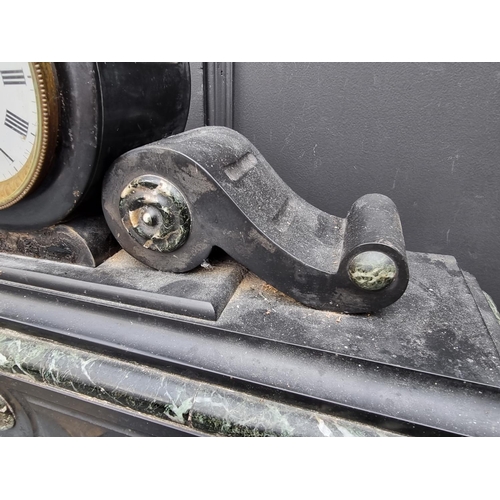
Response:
[0,62,38,181]
[0,62,58,209]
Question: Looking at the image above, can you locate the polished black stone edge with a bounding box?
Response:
[0,268,217,321]
[0,328,397,437]
[463,271,500,356]
[0,249,247,321]
[0,274,498,436]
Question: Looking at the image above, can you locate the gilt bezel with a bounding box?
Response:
[0,62,59,209]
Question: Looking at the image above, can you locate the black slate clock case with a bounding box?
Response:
[0,62,191,230]
[1,62,500,437]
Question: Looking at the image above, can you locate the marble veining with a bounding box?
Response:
[0,327,398,437]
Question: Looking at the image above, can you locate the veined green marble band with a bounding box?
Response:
[0,327,398,437]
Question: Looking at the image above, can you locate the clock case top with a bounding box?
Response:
[0,62,191,230]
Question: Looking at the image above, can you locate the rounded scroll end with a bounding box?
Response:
[340,193,410,310]
[119,174,191,253]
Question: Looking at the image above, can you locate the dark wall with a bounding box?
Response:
[187,63,500,306]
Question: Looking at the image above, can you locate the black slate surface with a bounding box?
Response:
[0,249,498,386]
[0,249,246,320]
[215,252,500,387]
[1,249,500,435]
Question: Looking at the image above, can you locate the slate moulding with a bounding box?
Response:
[0,250,499,436]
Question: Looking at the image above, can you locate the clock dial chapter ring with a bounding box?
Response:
[0,62,59,209]
[0,62,191,230]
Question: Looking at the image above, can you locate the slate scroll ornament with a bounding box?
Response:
[103,126,410,313]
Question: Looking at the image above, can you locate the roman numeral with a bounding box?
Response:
[4,110,29,137]
[1,69,26,85]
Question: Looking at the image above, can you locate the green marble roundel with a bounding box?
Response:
[348,251,397,291]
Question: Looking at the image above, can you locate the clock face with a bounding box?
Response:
[0,62,190,230]
[0,62,58,209]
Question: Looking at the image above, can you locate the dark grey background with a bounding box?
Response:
[186,62,500,307]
